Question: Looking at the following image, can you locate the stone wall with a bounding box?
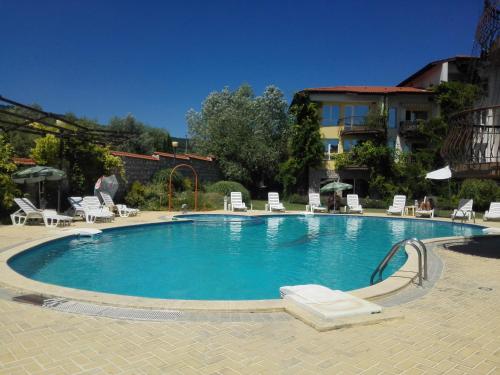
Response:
[111,151,222,190]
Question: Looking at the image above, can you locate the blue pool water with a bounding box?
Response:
[9,215,483,300]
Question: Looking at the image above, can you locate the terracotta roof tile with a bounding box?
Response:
[153,151,190,160]
[303,86,430,94]
[12,157,36,165]
[110,151,159,161]
[182,153,214,161]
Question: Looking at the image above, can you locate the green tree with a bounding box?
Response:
[458,179,499,211]
[30,134,60,166]
[187,84,290,190]
[0,136,19,218]
[279,92,324,195]
[433,82,481,122]
[108,114,172,155]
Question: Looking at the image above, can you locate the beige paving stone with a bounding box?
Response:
[0,213,499,374]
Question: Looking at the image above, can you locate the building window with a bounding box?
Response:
[322,105,340,126]
[323,139,339,160]
[405,110,428,122]
[343,139,358,151]
[388,108,397,129]
[343,105,369,126]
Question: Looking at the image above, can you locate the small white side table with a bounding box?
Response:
[404,205,416,216]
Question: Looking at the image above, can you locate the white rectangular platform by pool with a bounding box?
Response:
[280,284,382,320]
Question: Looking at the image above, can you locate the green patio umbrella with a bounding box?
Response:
[12,166,66,211]
[320,181,353,211]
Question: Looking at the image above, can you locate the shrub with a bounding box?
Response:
[152,168,184,190]
[125,181,147,208]
[287,193,309,204]
[0,136,19,221]
[458,179,499,211]
[206,181,250,203]
[360,197,388,209]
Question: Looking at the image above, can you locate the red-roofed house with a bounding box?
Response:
[300,83,436,194]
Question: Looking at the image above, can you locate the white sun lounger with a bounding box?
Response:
[307,193,327,213]
[484,202,500,221]
[386,195,406,216]
[82,196,114,223]
[451,199,475,222]
[42,209,73,227]
[68,196,113,224]
[230,192,247,211]
[10,198,43,225]
[346,194,363,214]
[415,197,434,218]
[100,191,139,217]
[11,198,72,227]
[267,192,285,212]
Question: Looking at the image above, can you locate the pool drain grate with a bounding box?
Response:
[40,298,184,321]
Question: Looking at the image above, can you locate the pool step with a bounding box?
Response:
[280,285,383,324]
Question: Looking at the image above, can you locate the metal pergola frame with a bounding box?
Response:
[0,95,137,145]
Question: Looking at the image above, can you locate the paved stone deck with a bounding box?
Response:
[0,211,499,374]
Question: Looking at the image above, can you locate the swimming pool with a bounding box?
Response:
[8,215,483,300]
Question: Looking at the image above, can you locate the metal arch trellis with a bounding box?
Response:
[168,163,198,211]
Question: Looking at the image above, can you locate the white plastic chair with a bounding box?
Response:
[100,192,139,217]
[307,193,327,212]
[11,198,72,227]
[267,192,285,212]
[68,196,113,224]
[42,209,72,227]
[11,198,44,225]
[451,199,475,222]
[484,202,500,221]
[387,195,406,216]
[230,192,247,211]
[415,197,434,218]
[346,194,363,214]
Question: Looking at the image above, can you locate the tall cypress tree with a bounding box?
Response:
[279,92,324,195]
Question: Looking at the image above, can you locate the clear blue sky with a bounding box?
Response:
[0,0,482,137]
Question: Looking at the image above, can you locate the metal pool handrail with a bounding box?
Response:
[370,238,428,286]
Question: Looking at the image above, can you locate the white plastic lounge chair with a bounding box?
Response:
[386,195,406,216]
[68,196,113,224]
[100,192,139,217]
[451,199,475,222]
[346,194,363,214]
[415,196,434,218]
[267,192,285,212]
[11,198,44,225]
[484,202,500,221]
[230,192,247,211]
[11,198,72,227]
[68,197,86,219]
[82,196,114,223]
[307,193,327,212]
[416,207,434,218]
[42,209,72,227]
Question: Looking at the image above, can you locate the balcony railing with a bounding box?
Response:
[399,120,424,136]
[340,116,386,136]
[441,105,500,178]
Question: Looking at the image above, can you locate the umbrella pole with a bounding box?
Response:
[57,185,61,212]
